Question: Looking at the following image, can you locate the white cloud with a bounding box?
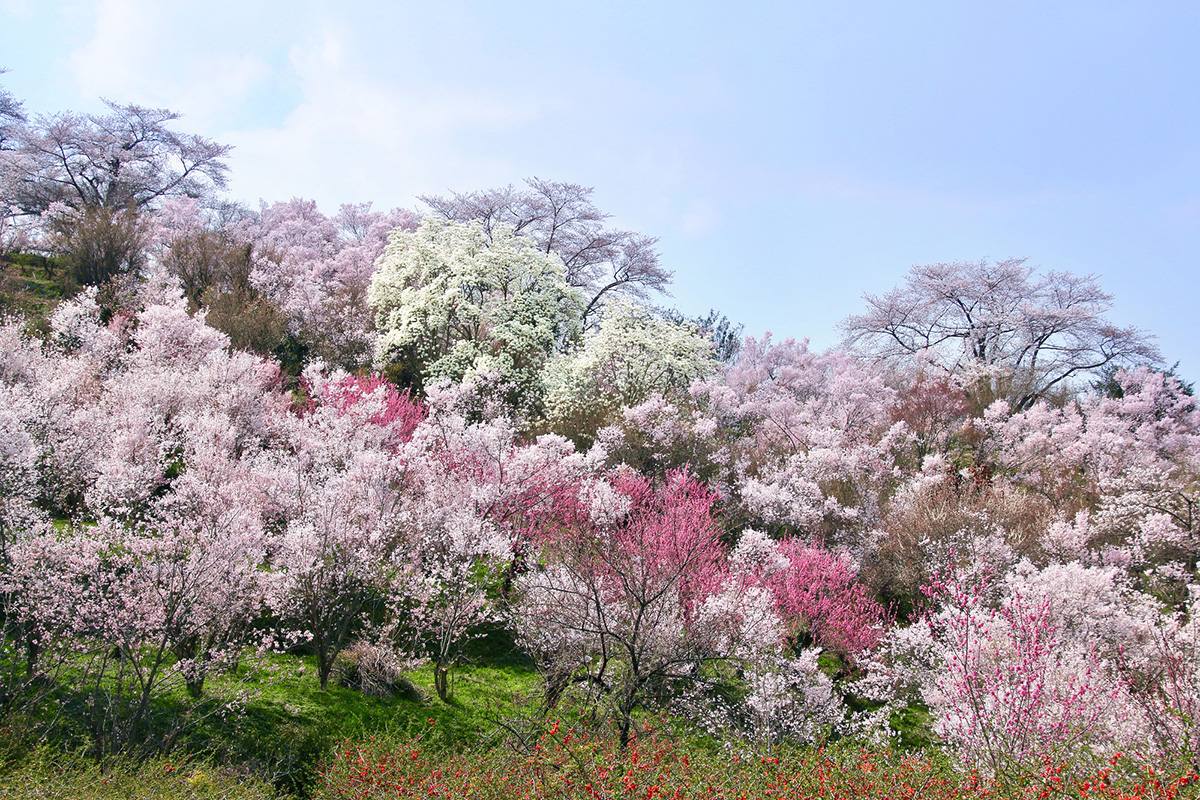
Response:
[223,25,540,209]
[67,0,270,125]
[64,2,542,210]
[1,0,35,18]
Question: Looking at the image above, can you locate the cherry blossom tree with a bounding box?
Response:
[0,282,285,748]
[383,387,589,699]
[0,101,230,216]
[694,335,906,544]
[844,260,1160,409]
[0,68,23,150]
[261,372,418,689]
[4,509,267,751]
[984,367,1200,594]
[247,199,418,368]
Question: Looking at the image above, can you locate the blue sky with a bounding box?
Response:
[3,1,1198,373]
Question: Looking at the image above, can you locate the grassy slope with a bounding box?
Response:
[0,749,280,800]
[0,637,543,798]
[185,651,541,794]
[0,252,74,322]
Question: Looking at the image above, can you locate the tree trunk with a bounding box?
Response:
[317,647,332,690]
[434,662,451,701]
[24,637,40,678]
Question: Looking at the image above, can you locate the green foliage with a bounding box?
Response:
[48,206,151,287]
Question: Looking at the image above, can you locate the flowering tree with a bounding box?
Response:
[984,367,1200,594]
[384,390,587,699]
[0,101,229,216]
[543,301,716,440]
[0,283,283,749]
[742,532,888,657]
[859,560,1182,776]
[1124,586,1200,761]
[0,69,23,149]
[513,468,760,746]
[694,335,905,544]
[246,199,418,368]
[422,178,671,329]
[0,374,48,709]
[924,575,1121,778]
[261,371,420,690]
[844,260,1160,409]
[323,374,426,443]
[0,70,26,247]
[369,219,582,413]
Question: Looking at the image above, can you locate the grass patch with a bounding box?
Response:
[0,252,74,323]
[181,651,541,794]
[1,632,543,797]
[0,747,279,800]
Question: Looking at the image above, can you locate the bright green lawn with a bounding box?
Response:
[183,651,542,793]
[1,635,543,797]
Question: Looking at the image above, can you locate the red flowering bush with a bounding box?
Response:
[316,726,1200,800]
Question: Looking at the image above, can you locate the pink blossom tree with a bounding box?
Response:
[386,390,586,699]
[694,334,906,545]
[261,378,415,689]
[246,198,418,368]
[513,468,744,746]
[736,532,888,658]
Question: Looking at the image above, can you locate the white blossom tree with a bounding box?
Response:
[422,178,670,329]
[843,259,1159,409]
[542,301,716,439]
[369,219,582,413]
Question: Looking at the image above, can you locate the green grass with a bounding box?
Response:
[0,631,931,798]
[0,747,279,800]
[180,650,541,794]
[0,633,543,797]
[0,252,75,323]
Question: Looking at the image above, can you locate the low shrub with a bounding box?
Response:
[330,641,424,701]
